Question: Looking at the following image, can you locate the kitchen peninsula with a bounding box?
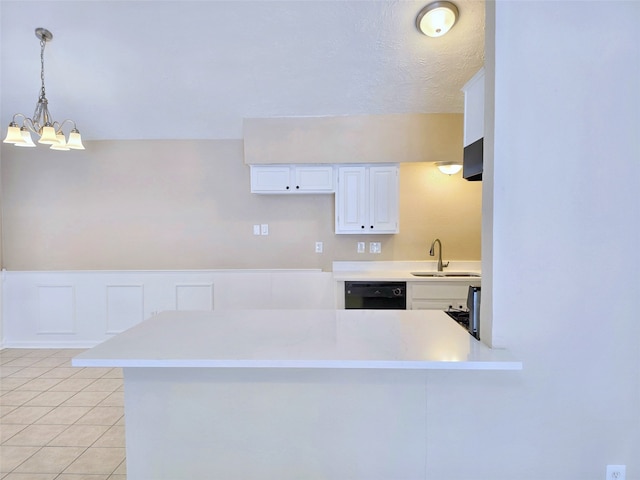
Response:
[74,309,520,479]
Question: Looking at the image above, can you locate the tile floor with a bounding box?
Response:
[0,348,126,479]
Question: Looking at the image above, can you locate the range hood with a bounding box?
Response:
[463,137,483,181]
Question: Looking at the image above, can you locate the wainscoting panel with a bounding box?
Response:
[175,284,214,311]
[37,285,76,335]
[106,285,145,334]
[2,270,334,348]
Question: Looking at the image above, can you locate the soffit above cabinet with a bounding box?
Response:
[243,114,463,165]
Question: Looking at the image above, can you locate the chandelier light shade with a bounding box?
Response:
[416,1,459,37]
[435,161,463,175]
[3,28,85,151]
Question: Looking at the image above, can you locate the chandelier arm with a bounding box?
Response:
[55,119,77,134]
[22,117,38,136]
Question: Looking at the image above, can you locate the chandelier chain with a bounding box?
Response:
[40,37,47,100]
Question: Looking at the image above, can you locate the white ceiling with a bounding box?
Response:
[0,0,485,141]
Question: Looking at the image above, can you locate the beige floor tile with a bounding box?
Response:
[24,391,76,407]
[56,475,110,480]
[0,404,18,417]
[12,446,86,474]
[1,406,53,425]
[75,407,123,426]
[23,350,62,358]
[97,392,124,408]
[61,391,111,407]
[2,357,42,368]
[0,378,30,391]
[8,367,52,379]
[38,368,80,379]
[0,366,25,377]
[112,459,126,474]
[48,378,96,392]
[34,406,92,425]
[0,424,27,443]
[71,368,113,379]
[13,378,63,392]
[0,445,40,473]
[92,426,125,448]
[63,447,125,475]
[0,390,41,406]
[3,424,67,446]
[81,380,121,393]
[50,349,86,358]
[1,473,57,480]
[48,424,110,447]
[29,357,69,368]
[100,369,123,380]
[107,476,126,480]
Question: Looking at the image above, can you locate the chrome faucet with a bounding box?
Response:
[429,238,449,272]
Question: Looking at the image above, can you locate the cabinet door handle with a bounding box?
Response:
[286,186,290,190]
[296,185,300,189]
[361,225,365,229]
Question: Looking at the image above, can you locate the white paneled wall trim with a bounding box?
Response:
[1,269,334,348]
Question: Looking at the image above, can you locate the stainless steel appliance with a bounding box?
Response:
[444,285,481,339]
[345,281,406,310]
[467,286,481,339]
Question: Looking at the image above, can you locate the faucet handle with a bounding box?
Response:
[442,261,450,269]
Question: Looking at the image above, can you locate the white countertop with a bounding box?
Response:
[331,260,482,282]
[73,310,520,371]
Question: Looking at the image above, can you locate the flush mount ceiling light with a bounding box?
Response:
[435,162,462,175]
[416,1,459,37]
[3,28,84,151]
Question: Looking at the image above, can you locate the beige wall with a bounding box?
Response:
[0,139,480,271]
[244,114,463,165]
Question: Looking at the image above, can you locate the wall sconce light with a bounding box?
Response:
[416,1,459,37]
[436,162,462,175]
[3,28,84,151]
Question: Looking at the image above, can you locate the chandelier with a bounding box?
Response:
[3,28,84,151]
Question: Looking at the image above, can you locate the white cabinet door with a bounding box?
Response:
[251,165,334,194]
[335,165,398,234]
[369,166,399,233]
[335,166,367,232]
[294,166,335,193]
[250,166,292,193]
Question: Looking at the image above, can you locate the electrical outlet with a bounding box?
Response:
[606,465,626,480]
[369,242,381,254]
[315,241,323,253]
[357,242,365,253]
[260,224,269,235]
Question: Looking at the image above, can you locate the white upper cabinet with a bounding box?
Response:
[335,165,399,234]
[250,165,334,194]
[462,67,485,147]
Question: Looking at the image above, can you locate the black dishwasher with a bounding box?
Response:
[345,281,406,309]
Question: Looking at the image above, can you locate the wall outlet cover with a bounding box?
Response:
[606,465,626,480]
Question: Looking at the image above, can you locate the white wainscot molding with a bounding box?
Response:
[2,269,334,348]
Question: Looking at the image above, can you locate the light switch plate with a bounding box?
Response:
[315,242,323,253]
[253,225,261,236]
[357,242,365,253]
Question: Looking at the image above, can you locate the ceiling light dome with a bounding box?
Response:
[416,1,459,38]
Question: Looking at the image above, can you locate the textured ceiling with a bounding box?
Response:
[0,1,485,140]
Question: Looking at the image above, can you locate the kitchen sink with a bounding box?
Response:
[410,272,481,278]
